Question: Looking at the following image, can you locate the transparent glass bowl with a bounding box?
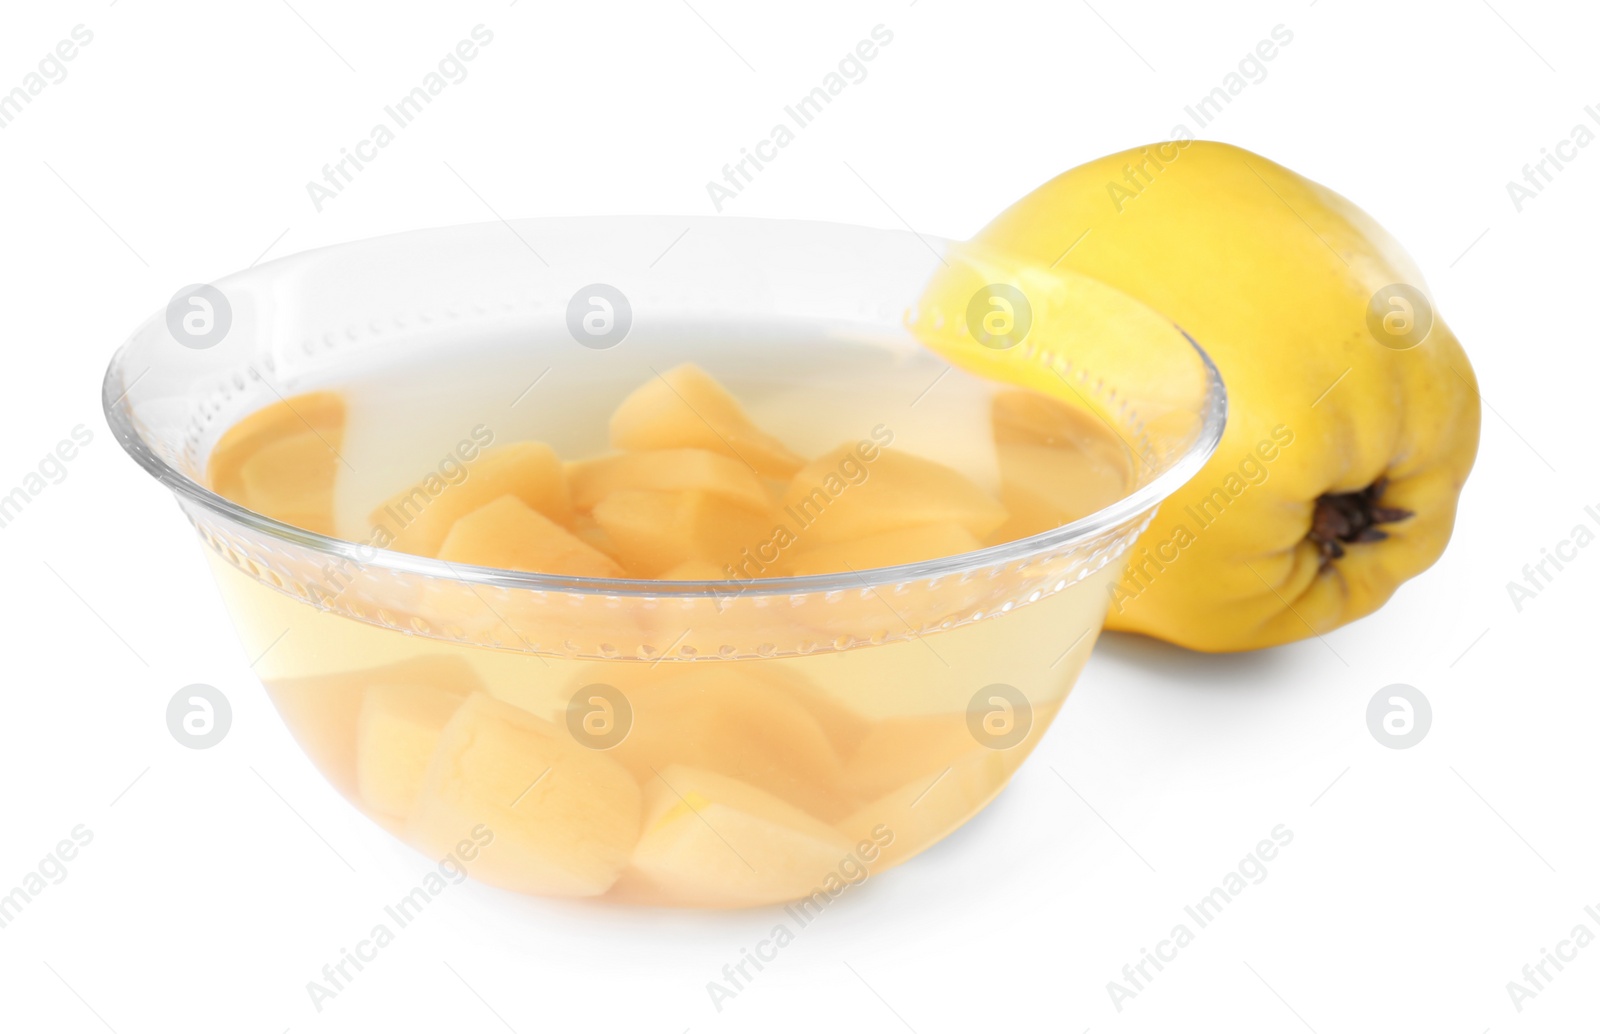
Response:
[103,216,1224,908]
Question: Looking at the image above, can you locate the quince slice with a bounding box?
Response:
[627,765,852,907]
[837,749,1010,871]
[656,559,730,580]
[437,495,623,577]
[610,363,802,478]
[372,441,570,558]
[842,713,990,802]
[779,445,1007,546]
[591,489,770,577]
[264,653,482,800]
[236,430,341,535]
[406,693,642,897]
[207,392,345,534]
[356,680,471,819]
[607,665,853,821]
[987,442,1132,544]
[785,522,982,576]
[568,448,770,513]
[208,391,344,499]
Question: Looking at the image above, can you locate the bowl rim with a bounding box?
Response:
[102,216,1227,599]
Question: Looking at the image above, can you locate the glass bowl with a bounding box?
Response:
[102,216,1224,909]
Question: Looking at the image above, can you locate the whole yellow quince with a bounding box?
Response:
[971,141,1481,652]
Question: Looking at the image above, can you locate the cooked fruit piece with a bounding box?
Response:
[568,448,770,513]
[610,363,803,478]
[437,495,624,577]
[987,391,1133,542]
[628,765,853,907]
[657,559,729,580]
[356,681,471,819]
[759,667,873,760]
[991,389,1126,452]
[571,513,622,558]
[264,654,482,800]
[785,521,983,576]
[842,713,990,802]
[608,665,852,821]
[838,697,1061,869]
[207,392,345,533]
[837,749,1010,871]
[987,441,1132,544]
[780,445,1008,546]
[372,442,571,557]
[208,391,345,502]
[591,489,771,576]
[234,430,341,535]
[406,693,642,898]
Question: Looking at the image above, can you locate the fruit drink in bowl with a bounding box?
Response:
[103,217,1223,908]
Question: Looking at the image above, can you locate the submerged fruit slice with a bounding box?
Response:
[843,713,990,802]
[610,363,803,478]
[568,448,771,513]
[437,495,624,577]
[780,445,1008,546]
[592,489,770,576]
[838,700,1060,869]
[373,442,571,557]
[657,559,729,580]
[208,392,346,534]
[762,669,873,761]
[629,765,852,907]
[236,430,342,535]
[786,522,983,576]
[608,666,852,821]
[406,693,642,898]
[356,681,471,819]
[838,749,1010,871]
[208,391,345,501]
[988,442,1132,544]
[264,654,482,800]
[991,389,1122,451]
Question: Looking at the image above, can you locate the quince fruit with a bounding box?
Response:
[959,141,1481,650]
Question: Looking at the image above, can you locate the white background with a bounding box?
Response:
[1,0,1595,1031]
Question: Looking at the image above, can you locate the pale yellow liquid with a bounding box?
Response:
[203,339,1132,907]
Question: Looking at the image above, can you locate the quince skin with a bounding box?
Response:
[970,141,1480,651]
